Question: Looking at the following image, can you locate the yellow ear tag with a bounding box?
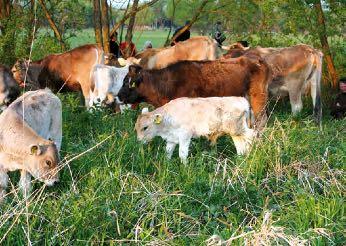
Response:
[130,82,136,88]
[154,114,162,124]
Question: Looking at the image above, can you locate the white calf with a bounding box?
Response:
[135,97,255,163]
[89,59,133,109]
[0,89,62,201]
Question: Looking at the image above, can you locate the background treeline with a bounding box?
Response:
[0,0,345,84]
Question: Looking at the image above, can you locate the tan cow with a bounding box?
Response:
[224,44,323,126]
[0,89,62,201]
[12,44,104,108]
[135,36,221,69]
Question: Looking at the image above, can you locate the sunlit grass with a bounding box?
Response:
[0,93,344,244]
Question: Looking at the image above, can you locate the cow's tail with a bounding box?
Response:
[311,50,323,128]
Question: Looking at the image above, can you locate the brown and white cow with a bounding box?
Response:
[134,36,221,69]
[118,55,271,128]
[224,44,323,125]
[0,89,62,201]
[12,44,104,107]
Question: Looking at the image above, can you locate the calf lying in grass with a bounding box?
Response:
[0,89,62,201]
[135,97,255,163]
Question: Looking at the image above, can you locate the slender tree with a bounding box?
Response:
[109,0,160,37]
[93,0,103,48]
[313,1,338,87]
[37,0,66,51]
[124,0,139,57]
[101,0,110,53]
[169,0,210,45]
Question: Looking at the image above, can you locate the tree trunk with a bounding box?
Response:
[93,0,103,48]
[125,0,139,58]
[314,1,338,87]
[37,0,66,51]
[164,0,180,46]
[110,0,160,37]
[0,0,10,20]
[100,0,110,53]
[120,0,131,43]
[169,0,209,45]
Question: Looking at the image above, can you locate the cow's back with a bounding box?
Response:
[159,97,250,135]
[146,36,218,69]
[7,89,61,139]
[38,44,103,92]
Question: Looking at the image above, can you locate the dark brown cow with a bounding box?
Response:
[224,44,323,125]
[12,44,104,107]
[118,55,271,128]
[0,65,20,109]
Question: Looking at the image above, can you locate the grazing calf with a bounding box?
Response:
[89,59,133,109]
[0,65,20,109]
[224,44,323,125]
[0,89,62,201]
[135,97,255,163]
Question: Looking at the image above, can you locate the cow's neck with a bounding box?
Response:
[139,71,172,107]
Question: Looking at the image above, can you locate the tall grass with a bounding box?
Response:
[0,93,344,245]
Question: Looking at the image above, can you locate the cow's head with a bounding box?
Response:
[26,141,60,186]
[135,107,166,143]
[11,59,29,87]
[117,65,144,104]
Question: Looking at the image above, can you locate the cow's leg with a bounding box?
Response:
[19,170,31,199]
[178,135,191,164]
[80,83,91,108]
[289,90,303,116]
[0,169,9,202]
[165,142,176,159]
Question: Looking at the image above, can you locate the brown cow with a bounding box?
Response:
[134,36,221,69]
[12,44,104,107]
[224,44,323,125]
[118,55,271,128]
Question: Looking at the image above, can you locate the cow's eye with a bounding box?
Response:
[143,126,148,131]
[46,160,52,167]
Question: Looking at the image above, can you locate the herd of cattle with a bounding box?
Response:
[0,36,324,200]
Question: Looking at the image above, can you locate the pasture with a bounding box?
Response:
[0,31,345,245]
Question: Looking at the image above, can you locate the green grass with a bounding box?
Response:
[0,93,345,245]
[1,30,345,244]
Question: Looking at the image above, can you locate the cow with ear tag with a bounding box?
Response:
[0,89,62,201]
[135,97,255,163]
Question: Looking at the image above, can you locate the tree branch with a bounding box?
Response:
[37,0,66,51]
[109,0,160,37]
[169,0,210,45]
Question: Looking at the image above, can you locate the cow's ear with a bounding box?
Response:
[141,107,149,114]
[153,114,163,124]
[30,144,42,156]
